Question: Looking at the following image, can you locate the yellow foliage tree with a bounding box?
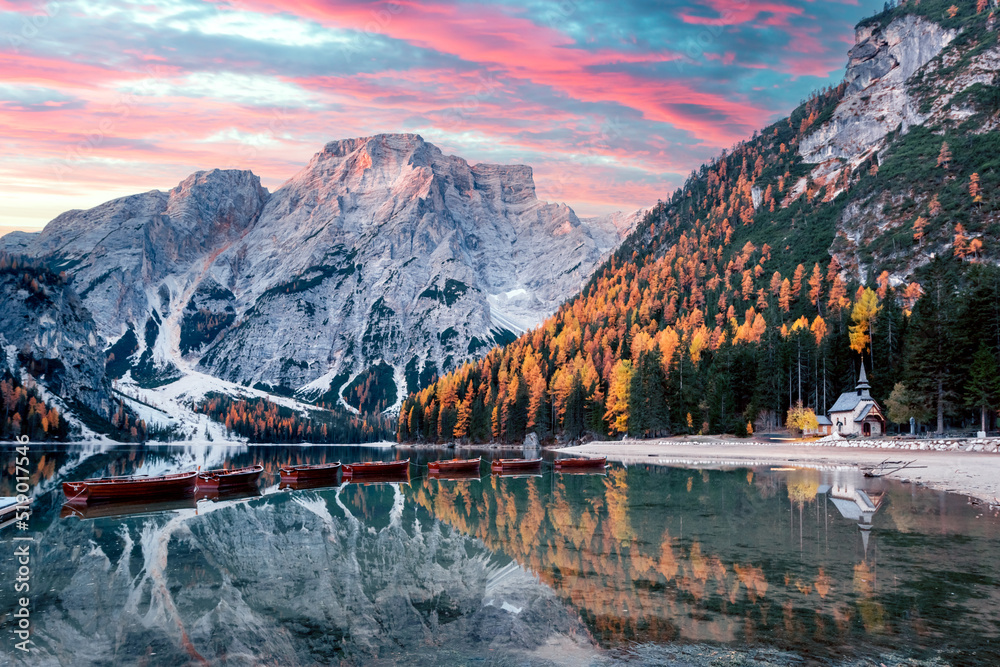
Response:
[604,359,633,435]
[849,287,881,359]
[810,315,828,346]
[786,401,819,434]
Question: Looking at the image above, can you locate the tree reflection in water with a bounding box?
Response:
[410,464,1000,662]
[3,444,1000,665]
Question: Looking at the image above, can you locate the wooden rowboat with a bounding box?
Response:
[427,457,481,473]
[490,458,543,473]
[279,462,342,482]
[554,457,607,470]
[342,459,410,479]
[62,471,198,504]
[0,496,27,522]
[197,465,264,490]
[0,497,31,531]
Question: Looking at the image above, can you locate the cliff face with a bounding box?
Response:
[794,7,1000,283]
[0,264,112,421]
[800,15,957,166]
[198,134,634,405]
[3,135,637,412]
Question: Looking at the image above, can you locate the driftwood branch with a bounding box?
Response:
[862,458,925,477]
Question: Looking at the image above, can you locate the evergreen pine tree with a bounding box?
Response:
[965,344,1000,433]
[904,258,961,433]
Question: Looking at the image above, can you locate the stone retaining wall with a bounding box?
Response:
[798,437,1000,453]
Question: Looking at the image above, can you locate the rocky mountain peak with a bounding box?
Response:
[2,135,641,415]
[471,163,537,207]
[318,132,428,158]
[165,168,269,232]
[800,14,956,166]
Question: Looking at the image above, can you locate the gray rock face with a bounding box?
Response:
[3,135,636,410]
[0,266,111,418]
[800,15,956,164]
[793,12,1000,283]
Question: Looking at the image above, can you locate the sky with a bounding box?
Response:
[0,0,884,230]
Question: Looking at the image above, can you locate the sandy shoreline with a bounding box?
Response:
[558,438,1000,503]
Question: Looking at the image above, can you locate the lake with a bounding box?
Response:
[2,443,999,665]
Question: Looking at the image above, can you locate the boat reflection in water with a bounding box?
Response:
[491,471,544,479]
[8,443,1000,666]
[342,471,411,486]
[279,477,344,492]
[428,468,482,482]
[60,496,199,520]
[196,484,263,504]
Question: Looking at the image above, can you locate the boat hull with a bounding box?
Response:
[279,463,342,483]
[197,465,264,490]
[342,459,410,479]
[490,458,543,473]
[553,457,607,470]
[0,497,30,531]
[427,457,481,473]
[62,471,198,504]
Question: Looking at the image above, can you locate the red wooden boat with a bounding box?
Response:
[62,471,198,504]
[197,465,264,490]
[490,458,543,473]
[427,457,481,473]
[342,459,410,479]
[279,462,342,483]
[554,457,607,470]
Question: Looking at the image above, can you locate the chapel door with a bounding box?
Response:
[863,422,871,437]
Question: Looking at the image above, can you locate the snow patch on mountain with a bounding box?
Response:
[3,134,639,414]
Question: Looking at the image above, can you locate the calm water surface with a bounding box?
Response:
[2,443,999,665]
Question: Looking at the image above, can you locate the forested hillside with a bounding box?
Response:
[398,0,1000,443]
[195,393,394,444]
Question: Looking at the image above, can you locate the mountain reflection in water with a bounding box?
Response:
[2,444,1000,666]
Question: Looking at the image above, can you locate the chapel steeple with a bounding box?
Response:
[856,364,871,398]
